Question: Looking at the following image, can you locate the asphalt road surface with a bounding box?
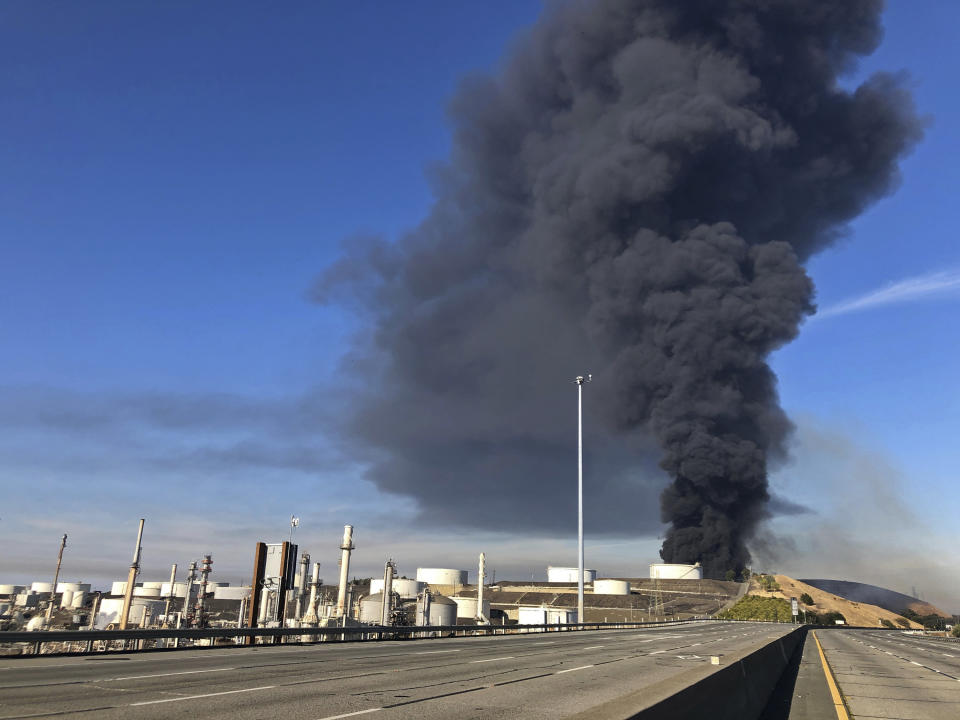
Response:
[0,621,792,719]
[817,629,960,720]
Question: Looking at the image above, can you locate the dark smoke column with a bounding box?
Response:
[317,0,922,577]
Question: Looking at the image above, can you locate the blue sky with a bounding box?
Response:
[2,2,957,610]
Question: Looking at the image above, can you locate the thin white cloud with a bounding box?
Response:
[817,268,960,319]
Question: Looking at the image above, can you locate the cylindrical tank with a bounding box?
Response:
[70,592,86,608]
[546,567,597,583]
[416,593,457,626]
[0,585,25,596]
[61,590,75,607]
[141,581,165,591]
[111,581,135,596]
[359,593,395,624]
[56,582,90,594]
[416,568,468,586]
[370,578,424,599]
[593,579,630,595]
[160,582,189,597]
[649,563,703,580]
[449,596,491,620]
[214,586,252,601]
[30,582,54,593]
[133,587,161,598]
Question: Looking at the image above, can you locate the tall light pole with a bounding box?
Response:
[575,373,591,625]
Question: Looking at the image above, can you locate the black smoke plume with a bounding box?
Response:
[316,0,922,577]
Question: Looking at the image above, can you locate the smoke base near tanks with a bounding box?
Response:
[316,0,923,578]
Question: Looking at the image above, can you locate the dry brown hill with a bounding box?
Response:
[750,575,922,629]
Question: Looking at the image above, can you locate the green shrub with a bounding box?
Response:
[800,593,814,606]
[717,595,793,622]
[880,619,895,629]
[895,617,910,628]
[951,624,959,638]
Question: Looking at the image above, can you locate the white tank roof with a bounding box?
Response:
[649,563,703,580]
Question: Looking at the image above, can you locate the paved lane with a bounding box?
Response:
[817,629,960,720]
[0,622,792,719]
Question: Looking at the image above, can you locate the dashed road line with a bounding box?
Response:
[556,665,594,674]
[129,684,276,706]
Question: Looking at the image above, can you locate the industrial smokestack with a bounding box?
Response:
[296,553,310,621]
[315,0,923,577]
[380,560,395,627]
[335,525,354,618]
[477,552,488,624]
[304,561,321,624]
[118,519,144,630]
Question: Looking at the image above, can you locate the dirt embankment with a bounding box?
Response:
[751,575,922,629]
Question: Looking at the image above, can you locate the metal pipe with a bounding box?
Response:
[119,519,145,630]
[335,525,354,618]
[45,534,68,622]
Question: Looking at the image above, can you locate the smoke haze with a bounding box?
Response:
[317,0,922,576]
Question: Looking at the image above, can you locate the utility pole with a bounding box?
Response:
[45,534,68,622]
[574,374,591,625]
[119,519,145,630]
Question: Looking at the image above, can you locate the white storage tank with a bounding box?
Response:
[370,578,424,599]
[416,568,468,587]
[416,593,457,626]
[359,593,395,624]
[133,586,162,598]
[0,585,25,596]
[141,581,165,591]
[30,582,54,593]
[111,581,139,596]
[94,598,164,629]
[61,590,75,608]
[593,579,630,595]
[449,596,491,620]
[649,563,702,580]
[70,592,87,608]
[160,582,189,597]
[546,567,597,583]
[56,582,90,594]
[214,586,252,601]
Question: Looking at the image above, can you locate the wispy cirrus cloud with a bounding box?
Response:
[817,268,960,319]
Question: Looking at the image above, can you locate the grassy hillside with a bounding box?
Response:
[717,595,793,622]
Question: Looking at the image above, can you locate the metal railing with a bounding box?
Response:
[0,618,713,657]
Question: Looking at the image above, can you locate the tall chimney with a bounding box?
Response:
[119,519,145,630]
[477,552,487,623]
[380,560,395,626]
[296,553,310,621]
[335,525,354,618]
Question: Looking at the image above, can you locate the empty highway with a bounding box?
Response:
[817,629,960,720]
[0,621,792,719]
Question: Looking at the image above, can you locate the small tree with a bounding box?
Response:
[800,593,814,606]
[880,619,895,629]
[725,570,736,582]
[951,624,960,638]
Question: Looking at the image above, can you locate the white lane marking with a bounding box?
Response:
[945,654,955,658]
[414,650,462,655]
[470,656,515,663]
[650,650,666,655]
[315,709,382,720]
[583,646,605,650]
[130,685,276,706]
[540,641,556,645]
[106,667,232,681]
[911,661,922,666]
[556,664,594,674]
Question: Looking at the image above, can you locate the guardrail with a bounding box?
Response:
[0,618,715,657]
